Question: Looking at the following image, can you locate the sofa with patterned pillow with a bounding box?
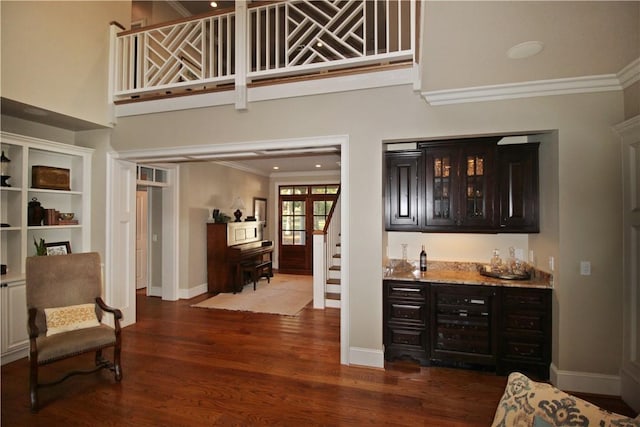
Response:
[491,372,640,427]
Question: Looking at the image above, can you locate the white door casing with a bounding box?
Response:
[106,154,137,327]
[136,190,149,290]
[616,115,640,412]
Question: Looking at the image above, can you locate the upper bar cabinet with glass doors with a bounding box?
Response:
[421,138,498,232]
[384,137,539,233]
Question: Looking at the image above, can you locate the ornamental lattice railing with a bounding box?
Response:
[113,0,416,101]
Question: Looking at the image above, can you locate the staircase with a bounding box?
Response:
[312,193,341,309]
[325,242,341,309]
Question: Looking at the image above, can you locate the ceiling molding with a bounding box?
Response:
[214,161,269,177]
[618,57,640,89]
[422,74,623,106]
[167,1,191,18]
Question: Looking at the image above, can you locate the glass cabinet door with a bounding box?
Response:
[425,148,458,227]
[459,144,495,228]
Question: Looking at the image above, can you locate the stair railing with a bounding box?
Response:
[312,189,341,309]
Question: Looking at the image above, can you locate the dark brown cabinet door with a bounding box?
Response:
[497,287,551,379]
[385,151,421,230]
[383,281,430,365]
[498,143,539,232]
[423,140,497,231]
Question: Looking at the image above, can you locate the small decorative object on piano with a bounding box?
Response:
[32,165,70,191]
[212,209,231,223]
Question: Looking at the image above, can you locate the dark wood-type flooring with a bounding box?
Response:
[2,286,637,426]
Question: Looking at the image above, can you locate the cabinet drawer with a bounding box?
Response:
[504,313,545,333]
[503,338,544,361]
[388,302,427,325]
[387,326,428,349]
[387,283,427,300]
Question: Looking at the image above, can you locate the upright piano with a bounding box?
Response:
[206,221,273,293]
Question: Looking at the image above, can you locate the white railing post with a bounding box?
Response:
[108,22,124,126]
[313,232,326,309]
[235,0,248,109]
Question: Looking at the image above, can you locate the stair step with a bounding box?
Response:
[326,283,341,293]
[325,299,341,309]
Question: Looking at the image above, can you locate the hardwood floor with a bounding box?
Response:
[2,290,636,425]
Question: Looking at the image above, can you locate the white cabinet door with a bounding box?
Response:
[1,281,29,364]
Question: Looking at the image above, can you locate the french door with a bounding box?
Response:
[278,184,339,274]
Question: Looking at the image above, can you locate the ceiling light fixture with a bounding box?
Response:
[210,1,218,7]
[273,166,279,170]
[315,164,322,168]
[507,41,544,59]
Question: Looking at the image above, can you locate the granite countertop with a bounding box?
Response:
[383,260,553,289]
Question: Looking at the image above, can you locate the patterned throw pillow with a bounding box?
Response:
[44,303,100,336]
[491,372,640,427]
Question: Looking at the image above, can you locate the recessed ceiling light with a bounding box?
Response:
[316,41,324,48]
[315,164,321,168]
[210,1,218,7]
[273,166,279,170]
[507,41,544,59]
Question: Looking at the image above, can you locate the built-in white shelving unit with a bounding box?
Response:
[0,132,93,364]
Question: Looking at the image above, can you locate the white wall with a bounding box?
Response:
[111,83,625,381]
[178,162,269,291]
[0,1,131,127]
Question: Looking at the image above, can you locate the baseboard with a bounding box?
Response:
[179,283,208,300]
[0,347,28,365]
[621,367,640,412]
[550,363,621,396]
[349,347,384,368]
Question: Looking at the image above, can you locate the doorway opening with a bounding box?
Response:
[112,135,350,364]
[278,184,339,274]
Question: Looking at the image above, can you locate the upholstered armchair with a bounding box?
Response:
[26,252,122,413]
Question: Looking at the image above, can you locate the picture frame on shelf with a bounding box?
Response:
[44,241,71,256]
[253,197,267,226]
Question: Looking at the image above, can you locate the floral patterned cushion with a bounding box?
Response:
[491,372,639,427]
[44,303,100,336]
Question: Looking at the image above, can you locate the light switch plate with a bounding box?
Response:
[580,261,591,276]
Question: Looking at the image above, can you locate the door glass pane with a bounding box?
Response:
[294,186,308,195]
[281,200,305,246]
[433,155,451,219]
[465,155,485,218]
[280,187,293,195]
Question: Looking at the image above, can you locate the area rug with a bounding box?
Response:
[191,274,313,316]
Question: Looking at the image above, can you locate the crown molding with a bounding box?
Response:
[422,74,622,106]
[618,57,640,89]
[167,1,191,18]
[422,57,640,106]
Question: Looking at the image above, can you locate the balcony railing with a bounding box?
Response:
[112,0,417,104]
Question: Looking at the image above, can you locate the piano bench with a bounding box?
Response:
[241,260,273,291]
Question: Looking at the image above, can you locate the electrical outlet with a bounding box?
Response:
[580,261,591,276]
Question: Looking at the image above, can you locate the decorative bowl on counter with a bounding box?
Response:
[58,212,74,220]
[477,264,531,280]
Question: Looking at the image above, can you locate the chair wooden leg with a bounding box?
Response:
[29,356,39,413]
[114,345,122,382]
